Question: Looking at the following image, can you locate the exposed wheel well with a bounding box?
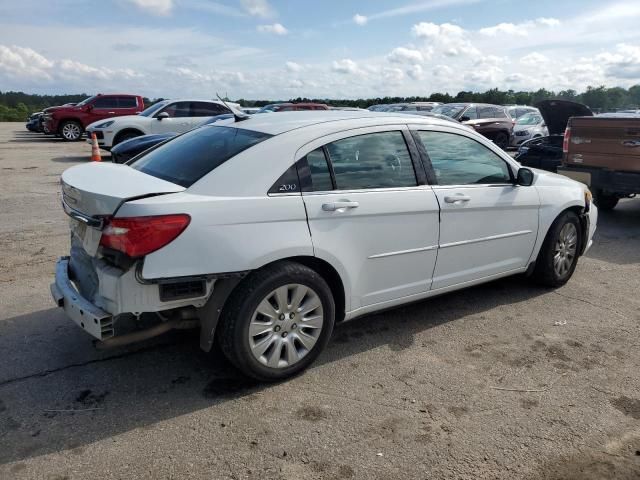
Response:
[114,128,144,145]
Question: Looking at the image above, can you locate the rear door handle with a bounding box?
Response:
[444,194,471,204]
[322,201,359,212]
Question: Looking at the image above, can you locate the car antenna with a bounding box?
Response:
[216,93,249,122]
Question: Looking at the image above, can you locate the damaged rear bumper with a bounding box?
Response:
[50,257,114,340]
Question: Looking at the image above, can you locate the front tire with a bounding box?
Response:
[217,261,335,381]
[532,211,582,287]
[594,190,618,211]
[113,131,142,146]
[59,120,83,141]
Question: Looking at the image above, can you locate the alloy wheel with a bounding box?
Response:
[553,223,577,277]
[248,284,324,369]
[62,123,81,140]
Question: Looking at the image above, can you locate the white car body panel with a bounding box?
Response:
[85,99,232,148]
[54,111,598,341]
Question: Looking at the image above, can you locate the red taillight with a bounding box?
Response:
[562,127,571,154]
[99,214,190,258]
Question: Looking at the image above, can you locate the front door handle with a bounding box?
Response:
[444,194,471,204]
[322,201,359,212]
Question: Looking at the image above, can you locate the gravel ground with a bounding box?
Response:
[0,122,639,480]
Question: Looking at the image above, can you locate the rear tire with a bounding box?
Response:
[532,211,582,287]
[216,261,335,382]
[594,191,618,211]
[59,120,83,141]
[494,132,509,149]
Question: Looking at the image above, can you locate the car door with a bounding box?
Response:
[150,101,192,134]
[299,126,440,311]
[115,96,140,116]
[90,96,119,123]
[414,128,539,290]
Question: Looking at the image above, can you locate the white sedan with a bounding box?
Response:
[85,99,235,149]
[52,111,597,381]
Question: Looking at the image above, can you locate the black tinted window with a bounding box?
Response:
[326,131,416,190]
[418,131,511,185]
[159,102,191,118]
[93,97,118,109]
[306,148,333,191]
[130,126,271,187]
[191,102,230,116]
[118,97,137,108]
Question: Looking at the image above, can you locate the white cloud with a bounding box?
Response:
[240,0,275,18]
[355,0,481,22]
[596,43,640,79]
[505,73,525,83]
[412,22,478,57]
[520,52,548,66]
[479,17,561,36]
[257,23,288,35]
[407,64,423,80]
[285,61,303,72]
[332,58,359,74]
[387,47,424,64]
[353,14,368,25]
[126,0,173,16]
[382,67,404,84]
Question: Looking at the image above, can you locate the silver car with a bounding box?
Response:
[510,112,549,147]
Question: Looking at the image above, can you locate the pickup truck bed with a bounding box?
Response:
[558,116,640,210]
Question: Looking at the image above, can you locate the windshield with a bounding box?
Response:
[431,104,466,118]
[130,125,272,187]
[138,101,169,117]
[76,96,96,107]
[517,113,542,126]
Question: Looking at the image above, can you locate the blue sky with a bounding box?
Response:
[1,0,639,99]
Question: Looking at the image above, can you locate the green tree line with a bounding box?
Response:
[2,85,640,121]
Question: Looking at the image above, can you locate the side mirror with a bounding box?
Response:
[459,116,471,122]
[156,112,170,120]
[516,168,534,186]
[86,104,94,111]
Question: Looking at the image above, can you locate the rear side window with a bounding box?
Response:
[326,131,417,190]
[130,126,272,187]
[118,97,137,108]
[306,148,333,191]
[192,102,230,116]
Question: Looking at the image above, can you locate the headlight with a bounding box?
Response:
[95,120,114,129]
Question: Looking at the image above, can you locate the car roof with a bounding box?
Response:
[216,110,464,135]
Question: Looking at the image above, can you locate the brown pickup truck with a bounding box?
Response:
[558,116,640,210]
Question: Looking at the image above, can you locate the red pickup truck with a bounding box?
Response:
[43,94,144,141]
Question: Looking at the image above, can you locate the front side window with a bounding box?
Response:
[461,107,478,120]
[326,131,417,190]
[158,102,191,118]
[130,125,272,187]
[93,97,118,109]
[418,131,512,186]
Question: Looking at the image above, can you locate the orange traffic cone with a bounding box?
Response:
[90,132,102,162]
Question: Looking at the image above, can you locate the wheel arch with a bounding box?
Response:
[531,203,586,268]
[113,128,145,145]
[56,117,83,132]
[198,255,347,352]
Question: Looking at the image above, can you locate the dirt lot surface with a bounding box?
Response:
[0,122,639,479]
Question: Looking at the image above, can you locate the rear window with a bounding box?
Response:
[130,125,272,187]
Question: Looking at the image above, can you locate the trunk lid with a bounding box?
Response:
[61,162,185,218]
[535,100,593,135]
[565,116,640,172]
